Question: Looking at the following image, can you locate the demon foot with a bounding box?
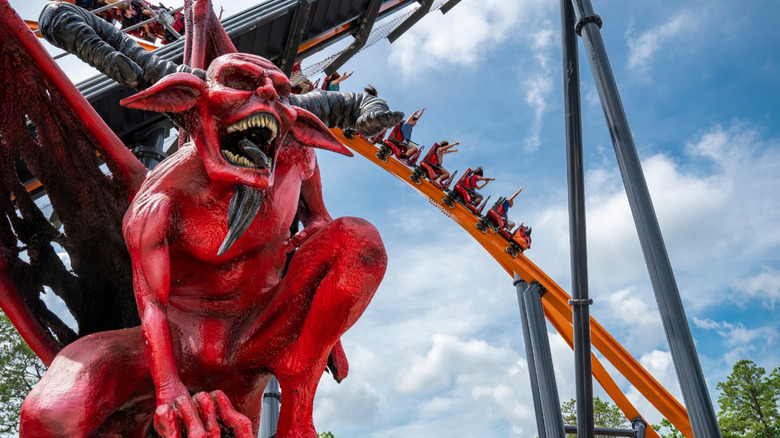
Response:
[154,390,253,438]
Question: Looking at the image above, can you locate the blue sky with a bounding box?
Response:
[8,0,780,436]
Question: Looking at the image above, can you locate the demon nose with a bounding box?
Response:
[257,77,278,100]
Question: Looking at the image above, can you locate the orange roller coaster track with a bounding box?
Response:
[333,128,693,438]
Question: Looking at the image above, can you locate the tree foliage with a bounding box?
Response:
[653,418,684,438]
[561,397,630,437]
[318,432,336,438]
[0,313,47,434]
[717,359,780,438]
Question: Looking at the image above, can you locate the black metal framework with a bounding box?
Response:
[279,0,312,76]
[566,0,722,436]
[514,276,548,438]
[560,0,594,436]
[387,0,433,43]
[323,0,382,75]
[439,0,462,15]
[515,278,566,438]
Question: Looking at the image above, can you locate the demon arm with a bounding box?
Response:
[39,3,204,90]
[123,195,247,437]
[40,2,402,137]
[290,91,404,138]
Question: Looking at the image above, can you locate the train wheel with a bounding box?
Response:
[476,222,488,233]
[443,197,454,208]
[409,173,422,184]
[375,151,388,162]
[506,246,518,258]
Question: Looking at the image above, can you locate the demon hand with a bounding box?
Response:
[155,391,253,438]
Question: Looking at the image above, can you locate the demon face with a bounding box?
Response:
[120,53,351,255]
[121,53,350,191]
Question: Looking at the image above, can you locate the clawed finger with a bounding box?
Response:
[174,395,208,438]
[154,404,182,438]
[211,390,254,438]
[193,392,221,438]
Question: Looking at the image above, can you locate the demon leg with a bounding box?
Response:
[19,328,155,438]
[238,217,386,437]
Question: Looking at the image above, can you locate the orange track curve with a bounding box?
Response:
[333,129,693,438]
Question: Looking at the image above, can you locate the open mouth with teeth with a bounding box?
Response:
[220,112,279,171]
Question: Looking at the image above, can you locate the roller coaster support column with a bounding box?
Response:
[516,279,566,437]
[514,276,547,438]
[560,0,593,436]
[568,0,722,436]
[261,376,281,438]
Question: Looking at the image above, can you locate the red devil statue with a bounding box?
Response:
[0,1,402,436]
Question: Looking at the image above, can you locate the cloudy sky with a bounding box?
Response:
[8,0,780,436]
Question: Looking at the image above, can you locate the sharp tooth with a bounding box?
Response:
[269,122,277,140]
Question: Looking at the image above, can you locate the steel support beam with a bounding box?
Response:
[564,425,635,437]
[324,0,382,75]
[560,0,593,436]
[568,0,721,436]
[387,0,433,43]
[523,281,566,438]
[514,276,547,438]
[279,0,312,76]
[632,417,648,438]
[439,0,462,14]
[261,376,281,438]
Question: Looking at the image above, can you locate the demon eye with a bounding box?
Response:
[217,69,260,91]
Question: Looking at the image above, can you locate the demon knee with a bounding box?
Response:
[329,217,387,271]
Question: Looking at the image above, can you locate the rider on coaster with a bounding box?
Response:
[427,140,459,185]
[496,187,523,230]
[390,108,423,158]
[463,166,494,205]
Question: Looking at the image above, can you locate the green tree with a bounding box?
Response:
[717,359,780,438]
[561,397,630,437]
[0,313,47,434]
[318,432,336,438]
[653,418,683,438]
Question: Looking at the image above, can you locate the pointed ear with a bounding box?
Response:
[120,73,207,113]
[290,107,353,157]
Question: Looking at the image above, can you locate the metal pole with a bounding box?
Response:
[564,425,636,437]
[514,275,547,438]
[523,282,566,437]
[632,416,648,438]
[568,0,721,436]
[560,0,594,436]
[261,376,281,438]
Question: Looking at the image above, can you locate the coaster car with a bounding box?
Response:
[443,170,490,234]
[409,143,456,188]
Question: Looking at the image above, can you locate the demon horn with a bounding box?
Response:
[218,185,263,257]
[39,2,203,90]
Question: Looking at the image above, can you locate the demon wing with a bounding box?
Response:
[0,0,148,365]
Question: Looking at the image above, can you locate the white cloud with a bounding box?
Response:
[736,267,780,310]
[626,10,697,74]
[387,0,548,76]
[693,317,777,347]
[383,0,558,153]
[693,317,778,365]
